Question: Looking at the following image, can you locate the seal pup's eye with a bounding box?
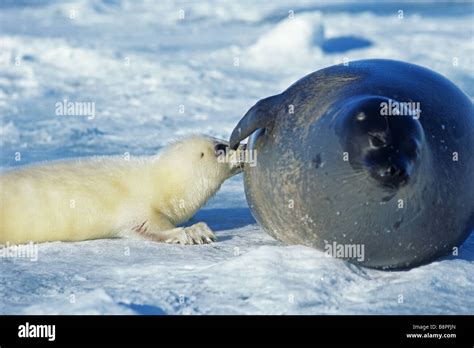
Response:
[200,152,205,158]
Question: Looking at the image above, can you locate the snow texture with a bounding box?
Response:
[0,0,473,314]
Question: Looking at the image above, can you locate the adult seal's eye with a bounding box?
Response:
[369,134,385,148]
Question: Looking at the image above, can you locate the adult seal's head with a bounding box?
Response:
[230,59,474,270]
[335,95,424,192]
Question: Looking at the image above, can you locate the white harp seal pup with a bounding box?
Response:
[0,136,243,245]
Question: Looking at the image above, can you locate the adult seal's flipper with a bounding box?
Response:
[230,94,280,150]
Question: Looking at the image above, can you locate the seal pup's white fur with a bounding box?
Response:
[0,135,242,245]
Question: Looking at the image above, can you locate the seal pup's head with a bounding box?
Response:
[154,135,245,222]
[336,96,424,191]
[158,135,244,193]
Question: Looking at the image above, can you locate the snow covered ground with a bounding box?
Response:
[1,0,473,314]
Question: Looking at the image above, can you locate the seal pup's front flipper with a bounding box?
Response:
[129,213,216,245]
[230,94,281,150]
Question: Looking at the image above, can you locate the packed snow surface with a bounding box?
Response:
[1,0,473,314]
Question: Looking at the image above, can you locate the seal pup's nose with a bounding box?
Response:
[214,143,228,155]
[214,141,247,156]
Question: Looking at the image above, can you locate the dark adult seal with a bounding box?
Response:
[230,59,474,269]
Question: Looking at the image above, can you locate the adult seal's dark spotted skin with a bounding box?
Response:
[230,59,474,270]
